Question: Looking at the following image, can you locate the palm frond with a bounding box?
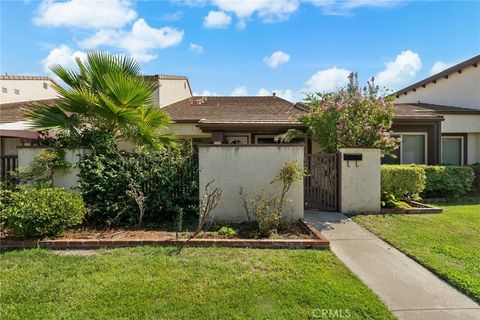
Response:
[103,73,157,107]
[23,103,81,136]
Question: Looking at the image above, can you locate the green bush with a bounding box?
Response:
[419,165,475,198]
[381,165,426,199]
[4,187,84,238]
[470,163,480,192]
[250,195,283,237]
[78,143,198,227]
[217,226,237,238]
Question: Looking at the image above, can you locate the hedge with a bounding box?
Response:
[381,165,475,199]
[78,145,198,227]
[418,165,475,198]
[381,165,426,199]
[4,187,85,238]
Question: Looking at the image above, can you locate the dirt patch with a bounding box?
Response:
[53,250,99,256]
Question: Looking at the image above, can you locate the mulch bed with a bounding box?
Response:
[381,200,443,214]
[0,219,330,250]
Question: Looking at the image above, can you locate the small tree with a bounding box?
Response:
[299,73,399,155]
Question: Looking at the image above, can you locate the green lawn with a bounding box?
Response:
[0,247,394,320]
[353,201,480,302]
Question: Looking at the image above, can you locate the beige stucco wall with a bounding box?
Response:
[17,147,90,192]
[396,65,480,110]
[441,114,480,133]
[0,79,58,103]
[168,123,211,138]
[198,145,304,222]
[467,133,480,164]
[339,148,381,214]
[157,79,192,107]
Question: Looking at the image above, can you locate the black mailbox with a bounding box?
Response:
[343,153,362,161]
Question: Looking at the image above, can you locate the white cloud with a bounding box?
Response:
[78,19,184,62]
[304,0,399,15]
[231,86,248,96]
[33,0,137,29]
[203,10,232,28]
[304,67,351,93]
[263,51,290,68]
[257,88,296,102]
[41,44,87,73]
[430,61,454,75]
[212,0,299,26]
[375,50,422,90]
[189,43,204,54]
[194,89,218,96]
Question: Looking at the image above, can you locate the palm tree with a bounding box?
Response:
[24,51,175,149]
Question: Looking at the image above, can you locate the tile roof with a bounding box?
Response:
[394,103,480,120]
[144,74,189,80]
[0,75,55,81]
[0,99,59,124]
[162,96,304,124]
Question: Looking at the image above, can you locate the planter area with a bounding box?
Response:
[381,200,443,214]
[0,219,330,250]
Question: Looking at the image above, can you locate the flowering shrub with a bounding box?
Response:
[300,74,399,155]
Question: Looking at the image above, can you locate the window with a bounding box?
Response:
[383,133,427,164]
[226,136,248,144]
[1,87,7,93]
[442,136,463,165]
[43,82,48,89]
[255,135,277,144]
[14,89,19,95]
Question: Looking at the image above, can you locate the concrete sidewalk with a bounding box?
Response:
[305,211,480,320]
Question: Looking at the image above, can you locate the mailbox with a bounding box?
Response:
[343,153,362,161]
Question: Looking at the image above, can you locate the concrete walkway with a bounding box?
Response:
[305,211,480,320]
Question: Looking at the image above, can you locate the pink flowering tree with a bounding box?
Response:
[299,73,399,155]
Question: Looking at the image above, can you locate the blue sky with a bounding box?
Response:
[1,0,479,101]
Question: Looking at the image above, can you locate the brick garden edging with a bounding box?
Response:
[0,219,330,250]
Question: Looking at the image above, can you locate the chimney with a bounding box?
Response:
[272,92,276,98]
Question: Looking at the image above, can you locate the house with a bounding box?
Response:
[390,55,480,165]
[0,75,58,104]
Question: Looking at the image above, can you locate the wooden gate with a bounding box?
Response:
[1,155,18,181]
[304,152,339,211]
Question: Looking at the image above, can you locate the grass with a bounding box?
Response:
[353,200,480,302]
[1,247,394,320]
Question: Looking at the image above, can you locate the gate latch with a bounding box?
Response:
[343,153,362,167]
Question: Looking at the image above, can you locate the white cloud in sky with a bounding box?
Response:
[189,43,204,54]
[212,0,298,27]
[194,89,218,96]
[33,0,137,29]
[203,10,232,28]
[78,19,184,62]
[263,51,290,68]
[41,44,86,73]
[430,61,454,75]
[375,50,422,90]
[257,88,296,102]
[304,67,351,93]
[231,85,248,96]
[304,0,400,15]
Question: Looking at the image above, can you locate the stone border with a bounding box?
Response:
[381,200,443,214]
[1,219,330,250]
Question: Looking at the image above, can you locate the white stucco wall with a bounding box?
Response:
[339,148,381,214]
[17,147,90,192]
[396,65,480,109]
[198,145,304,222]
[0,79,58,103]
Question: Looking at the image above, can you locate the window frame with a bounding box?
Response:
[254,134,278,144]
[392,132,428,165]
[441,135,464,165]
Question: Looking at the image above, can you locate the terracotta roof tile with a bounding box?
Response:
[0,75,55,81]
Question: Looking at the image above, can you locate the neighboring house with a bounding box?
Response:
[146,74,192,107]
[0,75,58,104]
[390,55,480,165]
